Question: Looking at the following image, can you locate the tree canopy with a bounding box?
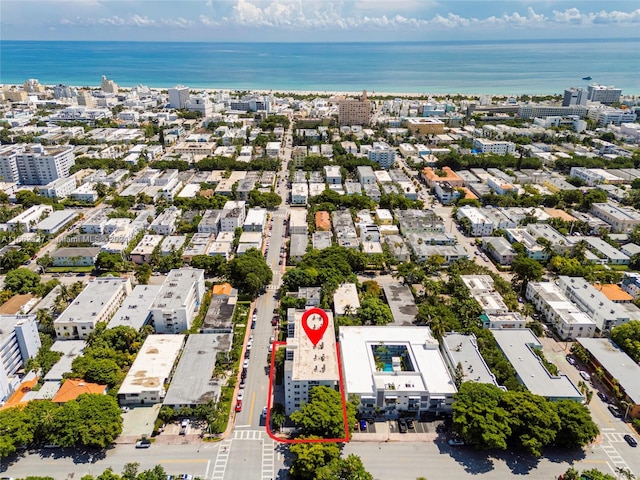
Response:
[290,386,355,439]
[610,320,640,363]
[225,248,272,297]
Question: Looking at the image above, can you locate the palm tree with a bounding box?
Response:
[616,467,635,480]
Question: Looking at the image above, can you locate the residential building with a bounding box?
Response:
[54,278,132,340]
[324,165,342,185]
[576,338,640,419]
[382,284,419,327]
[338,90,371,126]
[40,177,77,199]
[395,209,445,235]
[169,85,190,109]
[291,146,308,168]
[457,206,494,237]
[198,210,222,235]
[587,84,622,104]
[333,283,360,317]
[332,210,359,249]
[185,94,213,117]
[315,211,331,231]
[312,231,332,250]
[422,167,464,188]
[50,247,100,267]
[150,207,181,235]
[339,326,456,418]
[284,309,340,414]
[434,182,461,205]
[563,87,587,106]
[117,335,184,405]
[441,333,500,387]
[243,208,267,233]
[1,145,75,185]
[130,235,163,264]
[482,237,516,265]
[404,117,445,136]
[582,237,630,265]
[460,275,509,315]
[108,284,161,331]
[491,329,583,401]
[291,183,309,206]
[517,105,587,119]
[266,142,281,157]
[590,203,640,233]
[219,201,246,232]
[587,106,637,126]
[473,139,516,155]
[480,312,526,329]
[0,315,40,404]
[7,204,53,231]
[357,166,376,185]
[368,142,396,169]
[163,333,231,409]
[525,282,596,340]
[557,276,639,332]
[289,208,308,234]
[182,233,213,261]
[383,235,410,262]
[150,268,206,334]
[31,209,76,235]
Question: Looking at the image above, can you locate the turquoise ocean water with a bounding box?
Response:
[1,39,639,95]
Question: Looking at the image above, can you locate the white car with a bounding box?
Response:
[243,359,249,369]
[237,391,244,401]
[262,406,268,417]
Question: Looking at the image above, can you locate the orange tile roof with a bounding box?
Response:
[0,377,38,411]
[461,188,478,200]
[544,208,577,222]
[212,283,232,296]
[422,166,462,182]
[51,379,107,403]
[593,284,634,302]
[315,211,331,231]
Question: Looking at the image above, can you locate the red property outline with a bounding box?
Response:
[265,340,351,443]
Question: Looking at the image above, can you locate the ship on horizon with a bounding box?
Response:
[582,76,592,80]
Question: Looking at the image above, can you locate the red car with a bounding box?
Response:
[271,316,279,326]
[235,400,243,412]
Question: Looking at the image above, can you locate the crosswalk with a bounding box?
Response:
[210,430,277,480]
[600,429,632,472]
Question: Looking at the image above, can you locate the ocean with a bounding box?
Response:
[1,39,639,95]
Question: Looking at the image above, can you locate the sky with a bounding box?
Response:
[1,0,640,42]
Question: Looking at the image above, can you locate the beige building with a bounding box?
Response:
[405,117,445,136]
[338,90,372,126]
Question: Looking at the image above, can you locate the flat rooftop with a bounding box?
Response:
[163,333,232,406]
[108,285,161,330]
[577,337,640,404]
[287,309,339,382]
[44,340,86,382]
[491,329,583,400]
[339,326,456,396]
[54,277,129,326]
[151,268,204,311]
[118,334,184,396]
[382,284,418,326]
[441,333,499,386]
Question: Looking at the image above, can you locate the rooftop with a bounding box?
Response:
[108,285,161,330]
[45,340,86,382]
[382,284,419,326]
[491,329,583,400]
[441,333,499,386]
[54,277,129,326]
[52,379,107,403]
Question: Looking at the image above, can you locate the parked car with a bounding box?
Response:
[237,391,244,401]
[608,405,623,418]
[262,406,268,417]
[243,359,249,369]
[623,434,637,447]
[597,392,609,403]
[359,420,368,431]
[448,438,465,446]
[271,317,278,326]
[565,355,576,366]
[579,371,591,381]
[407,420,414,430]
[235,400,243,412]
[398,419,408,433]
[135,439,151,449]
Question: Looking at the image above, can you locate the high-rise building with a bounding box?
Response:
[0,145,75,185]
[562,87,587,106]
[76,90,95,107]
[368,142,396,169]
[169,85,190,110]
[53,84,76,99]
[101,75,119,94]
[587,84,622,105]
[338,90,372,126]
[0,314,41,403]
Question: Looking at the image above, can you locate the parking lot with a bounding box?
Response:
[353,418,447,442]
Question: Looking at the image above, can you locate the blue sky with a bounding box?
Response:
[2,0,640,42]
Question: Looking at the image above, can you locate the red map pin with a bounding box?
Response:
[301,308,329,347]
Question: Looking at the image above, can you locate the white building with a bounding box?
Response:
[220,201,246,232]
[525,281,596,340]
[0,145,75,185]
[284,309,340,415]
[289,208,308,235]
[266,142,281,157]
[473,139,516,155]
[150,206,181,235]
[333,283,360,317]
[0,315,41,404]
[7,205,53,231]
[198,209,221,235]
[324,165,342,185]
[339,326,456,418]
[185,94,213,117]
[108,284,162,331]
[33,209,77,234]
[130,234,163,264]
[243,208,267,233]
[368,142,396,169]
[54,278,132,340]
[587,84,622,104]
[40,177,77,199]
[70,183,99,203]
[291,183,309,206]
[169,85,190,109]
[590,203,640,233]
[150,268,206,334]
[117,334,184,405]
[456,206,494,237]
[357,166,376,185]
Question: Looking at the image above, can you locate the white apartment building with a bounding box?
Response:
[185,94,213,117]
[3,145,75,185]
[54,278,132,340]
[289,208,308,235]
[33,210,77,234]
[40,177,77,199]
[291,183,309,206]
[7,205,53,231]
[117,334,184,406]
[324,165,342,185]
[357,166,376,185]
[169,85,190,109]
[284,309,340,415]
[130,234,163,265]
[587,106,637,127]
[368,142,396,169]
[590,203,640,233]
[456,206,494,237]
[266,142,281,157]
[198,209,222,235]
[150,268,206,334]
[333,284,360,317]
[587,84,622,104]
[150,206,181,235]
[243,208,267,233]
[339,326,456,418]
[108,284,161,331]
[219,201,246,232]
[70,182,99,203]
[557,276,638,332]
[0,315,41,404]
[525,281,596,340]
[473,139,516,156]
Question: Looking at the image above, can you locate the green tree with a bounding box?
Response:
[357,296,393,326]
[95,252,125,272]
[452,382,511,451]
[135,263,152,285]
[553,400,599,449]
[4,268,41,293]
[0,248,29,272]
[511,255,543,292]
[0,405,34,458]
[190,254,226,277]
[289,440,341,480]
[315,454,374,480]
[36,253,54,270]
[74,394,123,448]
[610,320,640,363]
[226,248,272,297]
[290,386,355,438]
